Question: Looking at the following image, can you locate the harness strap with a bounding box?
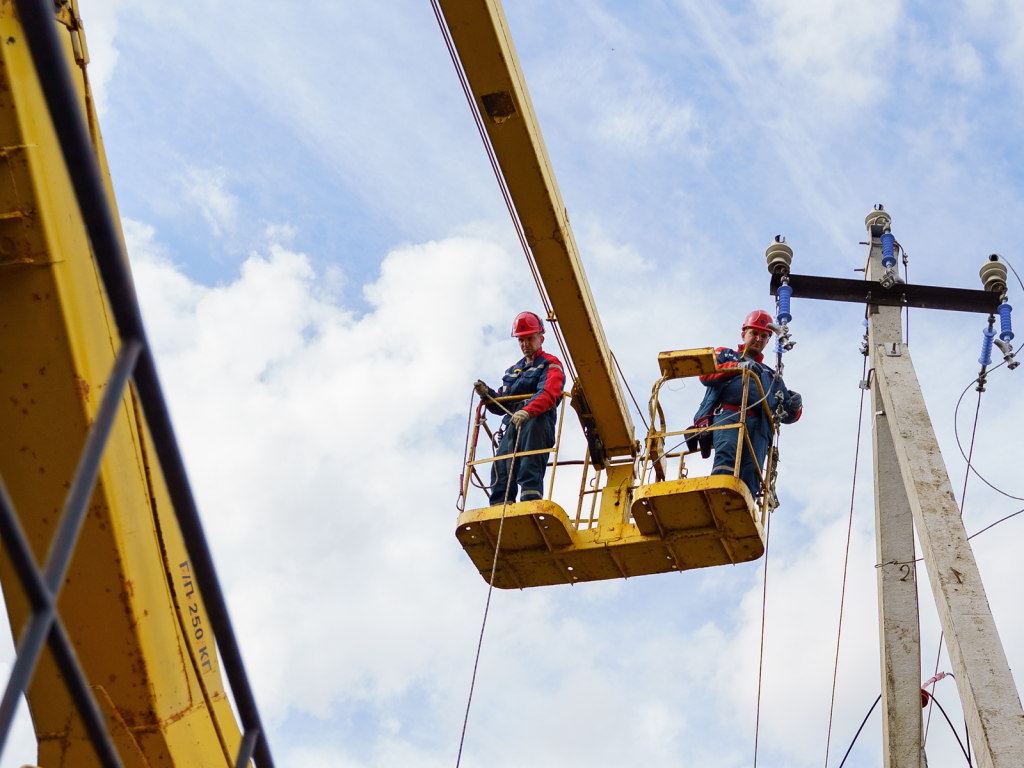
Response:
[719,403,760,417]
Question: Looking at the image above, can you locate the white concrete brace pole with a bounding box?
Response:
[865,209,924,768]
[870,215,1024,768]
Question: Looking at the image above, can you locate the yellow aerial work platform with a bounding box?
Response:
[456,348,777,588]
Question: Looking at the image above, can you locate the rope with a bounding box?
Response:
[612,352,649,432]
[455,426,521,768]
[751,433,778,767]
[823,355,869,768]
[428,0,576,387]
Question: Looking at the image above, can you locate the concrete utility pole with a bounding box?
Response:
[864,208,924,768]
[865,211,1024,768]
[770,207,1023,768]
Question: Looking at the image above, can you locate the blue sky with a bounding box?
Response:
[4,0,1024,766]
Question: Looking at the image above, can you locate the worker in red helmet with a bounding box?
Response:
[691,310,803,497]
[473,312,566,506]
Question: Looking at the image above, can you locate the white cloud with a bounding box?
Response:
[180,166,239,237]
[752,0,904,107]
[79,0,129,115]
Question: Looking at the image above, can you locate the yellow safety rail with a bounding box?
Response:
[456,349,776,588]
[641,360,779,527]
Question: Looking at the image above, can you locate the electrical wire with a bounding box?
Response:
[953,363,1022,502]
[823,356,869,768]
[931,694,972,764]
[836,694,880,768]
[968,507,1024,540]
[1001,253,1024,295]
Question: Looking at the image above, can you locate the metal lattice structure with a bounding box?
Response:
[0,1,275,765]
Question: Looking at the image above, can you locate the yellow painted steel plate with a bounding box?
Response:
[657,348,719,380]
[456,476,764,589]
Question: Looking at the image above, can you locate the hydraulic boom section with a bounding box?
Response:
[436,0,635,464]
[0,2,250,765]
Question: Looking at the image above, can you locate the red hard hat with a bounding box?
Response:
[512,311,545,337]
[742,310,775,334]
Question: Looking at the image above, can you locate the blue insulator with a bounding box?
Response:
[777,284,793,324]
[881,232,896,268]
[775,339,784,356]
[999,303,1014,342]
[979,325,995,366]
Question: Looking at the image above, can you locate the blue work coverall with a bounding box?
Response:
[483,349,565,505]
[693,346,802,496]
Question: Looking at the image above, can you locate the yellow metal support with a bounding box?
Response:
[437,0,635,459]
[0,6,241,766]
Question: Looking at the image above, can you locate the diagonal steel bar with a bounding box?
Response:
[0,478,51,753]
[234,728,260,768]
[0,341,140,756]
[12,2,275,765]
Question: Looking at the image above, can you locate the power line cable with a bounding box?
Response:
[836,694,880,768]
[930,694,972,764]
[953,364,1022,502]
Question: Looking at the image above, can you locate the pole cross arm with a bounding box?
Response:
[770,272,1002,314]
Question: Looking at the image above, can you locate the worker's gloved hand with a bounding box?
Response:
[473,380,490,398]
[788,390,803,413]
[510,409,531,427]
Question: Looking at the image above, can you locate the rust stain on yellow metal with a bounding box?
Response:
[438,0,635,459]
[0,5,243,766]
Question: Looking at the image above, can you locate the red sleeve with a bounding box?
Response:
[524,352,566,417]
[699,348,742,383]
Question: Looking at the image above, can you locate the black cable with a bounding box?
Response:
[968,507,1024,540]
[953,363,1022,501]
[965,714,972,767]
[836,694,880,768]
[930,694,972,764]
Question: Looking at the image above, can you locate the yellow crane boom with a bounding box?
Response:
[0,1,272,765]
[437,0,636,463]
